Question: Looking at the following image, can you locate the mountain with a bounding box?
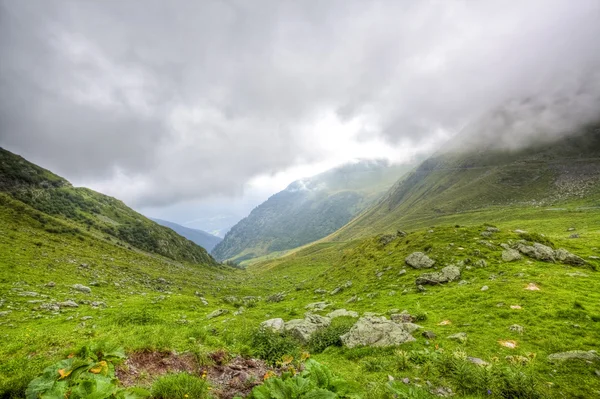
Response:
[211,160,412,262]
[331,123,600,241]
[0,147,217,266]
[151,218,222,252]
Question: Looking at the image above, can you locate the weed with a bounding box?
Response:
[152,373,208,399]
[308,317,355,353]
[249,329,300,366]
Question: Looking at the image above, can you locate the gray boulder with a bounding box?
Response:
[405,252,435,269]
[260,318,285,333]
[284,314,331,343]
[548,350,599,363]
[415,266,461,285]
[327,309,359,319]
[554,249,585,266]
[517,243,555,262]
[341,316,416,348]
[72,284,91,294]
[502,249,522,262]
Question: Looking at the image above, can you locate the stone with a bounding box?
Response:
[327,309,359,319]
[405,252,435,269]
[548,350,599,363]
[398,322,422,333]
[422,331,436,339]
[415,266,461,285]
[517,243,555,262]
[330,287,342,295]
[284,314,331,343]
[267,292,286,303]
[566,272,589,277]
[46,282,56,288]
[481,285,489,291]
[72,284,91,294]
[376,272,384,278]
[467,357,489,366]
[206,309,229,319]
[567,227,576,231]
[502,249,522,262]
[569,233,580,239]
[486,227,500,233]
[81,316,93,321]
[458,280,469,286]
[509,324,524,334]
[341,316,416,348]
[57,300,79,308]
[91,301,107,308]
[18,291,39,297]
[474,259,487,268]
[260,318,285,333]
[417,285,426,292]
[447,332,467,343]
[39,303,60,311]
[0,311,12,317]
[314,288,327,294]
[305,302,330,311]
[398,269,407,276]
[514,229,527,234]
[199,297,209,306]
[390,312,413,323]
[554,249,585,266]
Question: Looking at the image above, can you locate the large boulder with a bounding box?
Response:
[260,318,285,333]
[517,243,555,262]
[405,252,435,269]
[415,266,461,285]
[548,350,599,363]
[341,316,416,348]
[284,314,330,343]
[554,249,585,266]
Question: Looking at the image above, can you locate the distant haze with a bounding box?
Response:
[1,0,599,229]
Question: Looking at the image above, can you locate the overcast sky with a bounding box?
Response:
[1,0,599,235]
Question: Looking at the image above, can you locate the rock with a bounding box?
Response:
[467,357,489,366]
[81,316,93,321]
[18,291,39,297]
[517,243,555,262]
[398,269,407,276]
[390,312,413,323]
[474,259,487,268]
[480,231,493,237]
[566,272,589,277]
[284,314,331,343]
[569,233,580,239]
[39,303,60,311]
[0,311,12,317]
[327,309,359,319]
[206,309,229,319]
[422,331,436,339]
[509,324,524,334]
[72,284,91,294]
[157,277,167,284]
[416,285,426,292]
[481,285,489,291]
[314,288,327,294]
[447,332,467,343]
[343,280,353,288]
[415,266,461,285]
[234,306,245,316]
[57,300,79,308]
[405,252,435,269]
[260,318,285,333]
[502,249,522,262]
[341,316,416,348]
[398,322,422,333]
[346,295,358,303]
[567,227,576,231]
[376,272,384,278]
[199,297,209,306]
[305,302,330,311]
[554,249,585,266]
[458,280,469,286]
[330,287,342,295]
[514,229,527,234]
[486,227,500,233]
[266,292,286,303]
[548,350,599,363]
[46,282,56,288]
[91,301,107,308]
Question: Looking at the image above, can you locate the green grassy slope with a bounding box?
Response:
[212,160,411,262]
[330,125,600,241]
[0,148,216,265]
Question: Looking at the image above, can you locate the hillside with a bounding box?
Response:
[151,218,223,252]
[0,148,217,265]
[212,160,411,262]
[331,124,600,241]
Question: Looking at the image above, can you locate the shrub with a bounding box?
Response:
[152,373,208,399]
[308,317,355,353]
[249,329,300,366]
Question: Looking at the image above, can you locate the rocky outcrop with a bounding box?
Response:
[340,316,416,348]
[517,243,555,261]
[284,313,331,343]
[502,249,522,262]
[405,252,435,269]
[415,266,461,285]
[260,318,285,333]
[554,249,585,266]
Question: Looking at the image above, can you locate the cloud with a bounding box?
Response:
[1,0,599,207]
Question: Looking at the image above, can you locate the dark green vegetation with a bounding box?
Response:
[0,148,216,265]
[1,127,600,398]
[151,218,222,252]
[212,160,411,263]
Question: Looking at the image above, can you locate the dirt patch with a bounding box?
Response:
[116,350,278,398]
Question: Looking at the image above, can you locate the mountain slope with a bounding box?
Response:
[151,218,222,252]
[212,160,411,262]
[331,124,600,241]
[0,148,217,265]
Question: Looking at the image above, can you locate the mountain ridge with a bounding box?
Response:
[150,217,223,252]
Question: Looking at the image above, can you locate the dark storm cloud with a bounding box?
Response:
[1,0,599,206]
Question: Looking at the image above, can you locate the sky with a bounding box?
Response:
[1,0,599,236]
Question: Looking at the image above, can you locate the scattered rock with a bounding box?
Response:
[567,227,576,232]
[284,314,330,343]
[548,350,600,363]
[46,282,56,288]
[0,311,12,317]
[447,332,467,343]
[81,316,93,321]
[415,266,461,285]
[405,252,435,269]
[330,287,342,295]
[266,292,286,303]
[502,249,522,262]
[514,229,527,234]
[18,291,39,297]
[509,324,524,334]
[474,259,487,268]
[346,295,359,303]
[260,318,285,333]
[516,243,555,262]
[480,231,493,237]
[341,316,416,348]
[91,301,107,308]
[566,272,589,277]
[305,302,330,312]
[481,285,489,291]
[486,227,500,233]
[390,311,413,323]
[199,297,209,306]
[398,269,407,276]
[498,340,518,349]
[422,331,436,339]
[314,288,327,294]
[416,285,426,292]
[57,300,79,308]
[569,233,580,239]
[327,309,359,319]
[467,357,489,366]
[207,309,229,319]
[525,283,540,291]
[72,284,91,294]
[554,248,585,266]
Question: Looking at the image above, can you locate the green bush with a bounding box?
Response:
[152,373,208,399]
[249,329,300,366]
[308,317,355,353]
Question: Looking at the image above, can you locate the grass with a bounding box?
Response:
[152,373,209,399]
